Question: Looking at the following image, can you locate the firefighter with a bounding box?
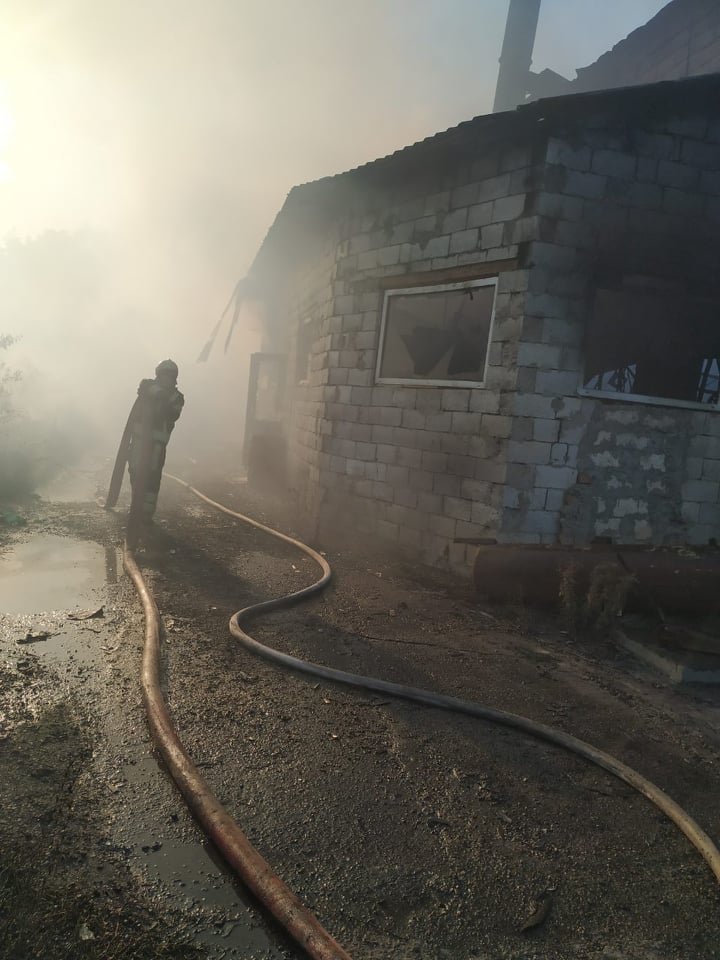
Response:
[126,359,184,531]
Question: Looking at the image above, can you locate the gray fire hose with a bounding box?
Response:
[166,474,720,887]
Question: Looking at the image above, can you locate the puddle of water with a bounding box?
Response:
[0,531,288,959]
[0,535,107,616]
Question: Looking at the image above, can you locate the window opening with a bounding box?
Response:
[376,278,497,387]
[582,288,720,409]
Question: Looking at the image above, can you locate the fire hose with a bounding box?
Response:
[124,475,720,960]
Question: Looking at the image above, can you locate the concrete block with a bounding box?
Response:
[565,171,607,199]
[591,149,636,179]
[371,424,395,444]
[657,160,699,191]
[509,216,539,244]
[378,406,403,427]
[429,513,457,538]
[421,235,451,258]
[664,188,704,217]
[451,412,483,434]
[450,229,479,254]
[401,408,426,430]
[506,440,551,465]
[698,503,720,525]
[627,182,664,208]
[417,491,443,513]
[444,496,472,522]
[702,459,720,481]
[376,443,396,464]
[408,469,434,492]
[373,481,395,503]
[396,446,422,468]
[535,369,580,396]
[481,413,512,438]
[468,201,494,229]
[442,389,471,412]
[516,343,563,369]
[450,182,479,209]
[441,209,467,234]
[425,412,453,432]
[474,460,506,484]
[533,418,560,443]
[700,170,720,196]
[391,387,417,408]
[424,191,451,216]
[376,519,400,542]
[469,390,501,414]
[433,473,462,497]
[546,138,591,171]
[470,501,499,526]
[680,138,720,170]
[481,223,504,249]
[631,131,675,160]
[521,510,558,535]
[422,450,448,473]
[497,269,530,293]
[378,245,401,267]
[477,173,511,202]
[492,194,525,221]
[535,465,577,489]
[545,488,565,512]
[505,462,535,490]
[681,479,720,502]
[414,389,443,413]
[535,192,584,221]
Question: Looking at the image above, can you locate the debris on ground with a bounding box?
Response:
[520,891,554,932]
[67,605,105,621]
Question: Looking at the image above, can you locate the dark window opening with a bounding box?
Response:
[376,278,497,386]
[583,288,720,407]
[296,317,318,384]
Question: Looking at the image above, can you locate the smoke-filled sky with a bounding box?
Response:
[0,0,668,464]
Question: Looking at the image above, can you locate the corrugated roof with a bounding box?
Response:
[249,71,720,278]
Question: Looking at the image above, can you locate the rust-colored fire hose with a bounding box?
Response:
[123,475,720,960]
[122,544,352,960]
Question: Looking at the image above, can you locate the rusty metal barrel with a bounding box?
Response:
[472,543,720,616]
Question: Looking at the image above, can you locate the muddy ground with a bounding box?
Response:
[2,462,720,960]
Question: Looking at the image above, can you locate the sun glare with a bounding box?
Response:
[0,89,14,183]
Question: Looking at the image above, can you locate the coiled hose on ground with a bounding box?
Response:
[124,474,720,960]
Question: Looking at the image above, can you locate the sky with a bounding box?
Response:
[0,0,669,465]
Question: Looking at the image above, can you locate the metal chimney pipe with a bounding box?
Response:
[493,0,542,113]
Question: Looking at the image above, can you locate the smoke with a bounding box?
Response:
[0,1,671,494]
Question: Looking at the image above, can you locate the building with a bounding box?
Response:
[529,0,720,100]
[239,13,720,574]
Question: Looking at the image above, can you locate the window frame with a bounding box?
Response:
[374,277,498,389]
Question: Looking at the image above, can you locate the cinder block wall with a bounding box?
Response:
[502,106,720,546]
[571,0,720,93]
[282,234,339,532]
[303,138,540,569]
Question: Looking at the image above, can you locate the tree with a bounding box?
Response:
[0,333,20,422]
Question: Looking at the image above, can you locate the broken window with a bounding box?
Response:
[582,288,720,408]
[376,278,497,386]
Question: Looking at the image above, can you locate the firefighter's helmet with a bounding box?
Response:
[155,359,179,381]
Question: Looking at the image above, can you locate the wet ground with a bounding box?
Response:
[2,460,720,959]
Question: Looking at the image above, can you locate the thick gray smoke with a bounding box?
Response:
[0,0,668,496]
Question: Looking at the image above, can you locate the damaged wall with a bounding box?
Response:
[502,89,720,546]
[296,135,542,569]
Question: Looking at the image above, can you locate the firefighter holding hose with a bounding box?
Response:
[106,359,184,544]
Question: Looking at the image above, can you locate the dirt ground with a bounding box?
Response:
[2,462,720,960]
